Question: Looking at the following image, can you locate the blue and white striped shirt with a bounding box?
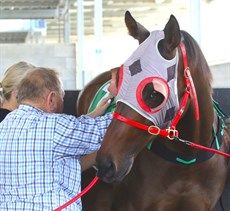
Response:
[0,104,112,210]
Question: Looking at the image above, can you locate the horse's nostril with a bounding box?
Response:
[96,159,116,183]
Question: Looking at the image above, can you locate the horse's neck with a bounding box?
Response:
[179,94,214,147]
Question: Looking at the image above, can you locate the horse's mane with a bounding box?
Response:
[181,30,213,93]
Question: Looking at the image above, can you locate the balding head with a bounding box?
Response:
[17,67,65,113]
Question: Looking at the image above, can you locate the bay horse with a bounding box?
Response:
[78,11,230,211]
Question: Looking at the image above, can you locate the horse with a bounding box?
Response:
[78,11,230,211]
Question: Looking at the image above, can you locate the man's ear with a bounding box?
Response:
[46,91,56,113]
[11,89,17,97]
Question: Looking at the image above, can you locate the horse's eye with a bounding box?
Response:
[136,77,169,113]
[142,83,165,108]
[150,90,157,99]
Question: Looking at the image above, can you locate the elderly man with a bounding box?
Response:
[0,67,112,211]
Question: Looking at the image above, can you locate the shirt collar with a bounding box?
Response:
[18,104,45,115]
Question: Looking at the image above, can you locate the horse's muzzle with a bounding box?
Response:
[96,157,117,183]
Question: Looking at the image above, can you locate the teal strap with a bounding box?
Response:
[147,142,152,150]
[212,98,226,141]
[212,126,220,150]
[212,99,226,119]
[176,157,196,165]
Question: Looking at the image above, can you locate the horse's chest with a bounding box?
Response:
[112,160,226,211]
[114,183,217,211]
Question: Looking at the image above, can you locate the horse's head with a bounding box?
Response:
[96,11,204,183]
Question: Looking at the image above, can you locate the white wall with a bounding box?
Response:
[210,61,230,88]
[0,44,76,90]
[0,43,229,91]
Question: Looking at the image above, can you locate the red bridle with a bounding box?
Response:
[113,42,199,140]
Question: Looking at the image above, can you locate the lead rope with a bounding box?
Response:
[53,176,99,211]
[173,136,230,158]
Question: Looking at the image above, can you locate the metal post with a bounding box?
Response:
[64,0,70,44]
[94,0,103,75]
[77,0,84,89]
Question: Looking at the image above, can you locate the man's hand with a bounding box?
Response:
[88,95,113,118]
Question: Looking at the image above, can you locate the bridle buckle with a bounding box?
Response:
[148,125,160,136]
[166,128,178,140]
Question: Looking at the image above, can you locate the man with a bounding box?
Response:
[0,67,112,210]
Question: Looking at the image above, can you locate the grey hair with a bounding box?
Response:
[17,67,65,104]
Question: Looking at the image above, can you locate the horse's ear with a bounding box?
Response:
[163,15,181,51]
[125,11,150,44]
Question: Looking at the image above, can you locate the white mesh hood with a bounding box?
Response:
[116,30,179,129]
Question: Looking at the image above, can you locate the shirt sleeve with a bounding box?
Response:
[53,112,112,156]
